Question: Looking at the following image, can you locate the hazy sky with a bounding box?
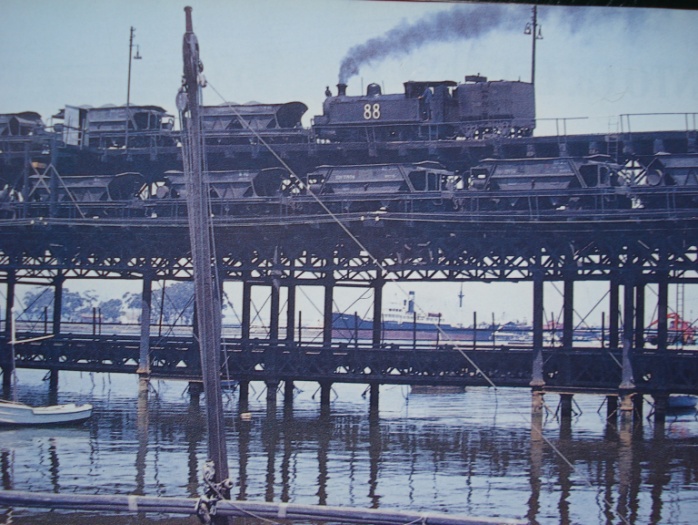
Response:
[2,1,697,324]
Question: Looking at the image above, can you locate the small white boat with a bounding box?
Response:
[0,400,93,426]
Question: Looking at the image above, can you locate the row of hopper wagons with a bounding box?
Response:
[5,153,697,219]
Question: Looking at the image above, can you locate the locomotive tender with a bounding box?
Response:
[313,75,535,142]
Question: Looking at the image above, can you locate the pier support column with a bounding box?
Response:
[138,274,152,380]
[284,380,294,409]
[266,380,279,413]
[530,271,545,391]
[369,383,379,418]
[372,277,384,348]
[560,393,574,419]
[241,281,252,343]
[238,380,250,412]
[319,381,332,416]
[657,277,668,352]
[286,285,296,343]
[606,395,618,420]
[610,275,620,350]
[323,279,334,347]
[620,277,636,397]
[652,392,668,424]
[2,270,16,399]
[635,280,645,350]
[562,278,574,349]
[49,275,65,400]
[269,282,280,342]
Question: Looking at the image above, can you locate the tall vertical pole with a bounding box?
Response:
[530,6,538,86]
[138,273,152,380]
[372,276,383,348]
[2,270,16,399]
[126,26,135,149]
[179,5,230,500]
[562,278,574,349]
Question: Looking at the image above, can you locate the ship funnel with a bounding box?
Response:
[407,291,415,314]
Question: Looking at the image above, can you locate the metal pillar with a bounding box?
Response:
[369,382,379,415]
[283,380,294,408]
[138,274,152,378]
[560,393,574,419]
[188,381,203,408]
[634,280,645,350]
[609,275,620,350]
[530,271,545,390]
[562,278,574,349]
[657,276,668,351]
[323,279,333,347]
[238,380,250,412]
[619,277,636,415]
[49,275,64,397]
[285,285,296,342]
[241,281,252,342]
[606,395,618,420]
[2,270,16,398]
[269,283,280,342]
[320,381,332,414]
[372,277,384,348]
[266,380,278,412]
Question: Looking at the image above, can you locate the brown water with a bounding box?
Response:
[1,369,697,524]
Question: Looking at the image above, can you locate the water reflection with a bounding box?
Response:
[0,373,697,525]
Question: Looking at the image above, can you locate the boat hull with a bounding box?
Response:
[0,401,93,426]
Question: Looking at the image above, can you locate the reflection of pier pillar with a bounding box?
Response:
[2,270,15,399]
[530,271,545,392]
[138,274,152,379]
[560,393,574,419]
[323,279,334,347]
[562,278,574,349]
[372,277,384,348]
[527,409,543,525]
[188,381,203,408]
[242,281,252,342]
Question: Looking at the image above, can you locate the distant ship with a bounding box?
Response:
[332,291,496,343]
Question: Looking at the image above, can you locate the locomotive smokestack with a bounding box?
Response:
[337,83,347,97]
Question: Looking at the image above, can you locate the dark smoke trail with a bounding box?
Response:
[338,4,522,85]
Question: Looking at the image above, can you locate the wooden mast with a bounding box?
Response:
[178,5,230,506]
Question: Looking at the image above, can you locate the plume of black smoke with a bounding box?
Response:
[337,4,647,86]
[338,4,522,85]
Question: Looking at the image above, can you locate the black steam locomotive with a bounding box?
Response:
[313,75,535,142]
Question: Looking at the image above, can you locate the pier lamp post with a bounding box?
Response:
[126,26,142,148]
[524,5,543,86]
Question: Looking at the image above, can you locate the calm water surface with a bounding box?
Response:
[1,369,697,525]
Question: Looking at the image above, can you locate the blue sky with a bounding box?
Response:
[2,1,697,323]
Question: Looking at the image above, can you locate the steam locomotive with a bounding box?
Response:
[313,75,535,141]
